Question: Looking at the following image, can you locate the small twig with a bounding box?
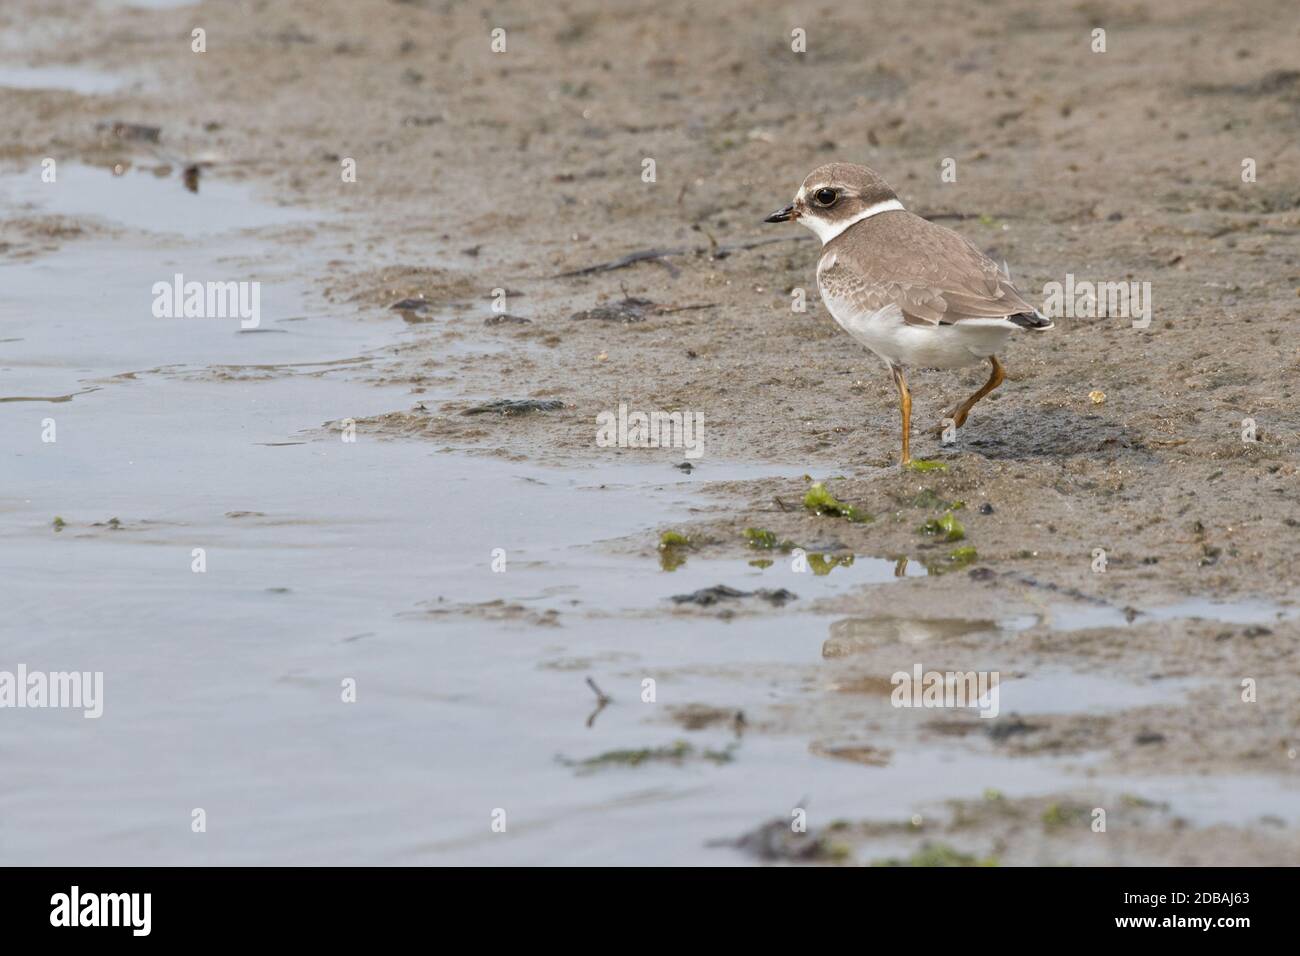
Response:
[586,677,611,704]
[547,235,811,280]
[585,677,611,729]
[914,210,1017,222]
[698,226,720,254]
[551,247,687,278]
[657,303,718,314]
[720,235,812,253]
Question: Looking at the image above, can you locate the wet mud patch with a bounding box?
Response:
[958,405,1157,461]
[463,399,566,416]
[324,399,570,444]
[669,584,798,609]
[558,739,737,773]
[664,703,747,733]
[411,598,562,629]
[0,214,99,259]
[325,264,485,317]
[811,790,1300,866]
[708,816,851,863]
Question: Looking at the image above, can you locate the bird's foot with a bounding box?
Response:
[934,409,969,436]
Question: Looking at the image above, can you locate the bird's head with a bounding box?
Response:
[764,162,902,244]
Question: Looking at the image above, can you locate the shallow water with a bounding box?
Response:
[994,670,1202,715]
[1045,599,1295,632]
[0,66,130,95]
[0,164,353,400]
[0,163,321,236]
[3,150,1297,866]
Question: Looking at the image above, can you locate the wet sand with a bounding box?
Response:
[1,0,1298,864]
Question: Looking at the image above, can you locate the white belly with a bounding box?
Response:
[822,299,1013,370]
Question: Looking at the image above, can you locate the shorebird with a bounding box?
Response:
[764,162,1052,465]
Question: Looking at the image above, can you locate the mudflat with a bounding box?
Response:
[1,0,1297,865]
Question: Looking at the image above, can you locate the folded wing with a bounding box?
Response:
[818,212,1038,328]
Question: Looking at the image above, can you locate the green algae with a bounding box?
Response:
[906,459,948,472]
[872,843,999,867]
[804,482,872,523]
[807,552,855,575]
[948,546,978,566]
[562,740,736,771]
[658,530,693,571]
[1041,802,1090,829]
[920,511,965,541]
[743,527,797,550]
[910,488,964,511]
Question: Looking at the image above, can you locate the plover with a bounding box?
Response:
[765,162,1052,465]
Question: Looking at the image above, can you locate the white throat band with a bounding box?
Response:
[802,198,905,245]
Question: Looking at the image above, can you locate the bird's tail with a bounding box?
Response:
[1008,310,1054,331]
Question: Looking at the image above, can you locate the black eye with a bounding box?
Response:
[814,188,838,206]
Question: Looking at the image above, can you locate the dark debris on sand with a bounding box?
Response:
[570,296,659,323]
[708,818,842,862]
[670,584,797,607]
[462,399,565,416]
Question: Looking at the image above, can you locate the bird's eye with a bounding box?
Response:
[814,188,838,206]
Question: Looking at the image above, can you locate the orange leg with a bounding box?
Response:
[890,364,911,465]
[947,355,1005,429]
